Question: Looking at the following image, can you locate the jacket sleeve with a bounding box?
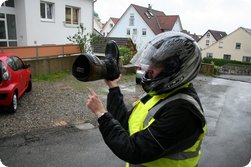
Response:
[98,100,202,164]
[106,86,131,130]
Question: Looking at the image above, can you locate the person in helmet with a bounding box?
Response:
[86,31,206,167]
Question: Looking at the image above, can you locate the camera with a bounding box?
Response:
[72,40,120,82]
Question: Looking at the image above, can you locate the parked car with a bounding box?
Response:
[0,53,32,113]
[135,64,148,84]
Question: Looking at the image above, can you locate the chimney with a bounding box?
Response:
[148,4,152,10]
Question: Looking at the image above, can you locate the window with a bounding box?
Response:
[235,42,241,49]
[142,28,146,36]
[6,58,17,71]
[109,23,113,28]
[223,54,231,60]
[219,41,223,48]
[65,6,80,25]
[133,28,137,35]
[242,56,251,62]
[12,56,24,70]
[0,13,17,47]
[206,33,210,38]
[126,29,130,35]
[206,53,213,58]
[129,13,134,26]
[40,1,54,21]
[206,40,209,46]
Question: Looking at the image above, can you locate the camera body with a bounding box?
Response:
[72,40,120,82]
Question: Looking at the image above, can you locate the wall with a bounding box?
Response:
[220,64,251,75]
[24,55,77,76]
[108,5,155,50]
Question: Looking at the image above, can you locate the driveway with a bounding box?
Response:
[0,74,251,167]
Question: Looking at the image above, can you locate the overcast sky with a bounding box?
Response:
[94,0,251,35]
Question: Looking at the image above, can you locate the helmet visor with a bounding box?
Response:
[130,42,158,66]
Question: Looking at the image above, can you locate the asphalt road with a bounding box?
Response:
[0,75,251,167]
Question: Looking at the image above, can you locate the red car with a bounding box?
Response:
[0,53,32,113]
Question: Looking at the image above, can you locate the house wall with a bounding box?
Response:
[108,6,155,50]
[202,28,251,61]
[4,0,93,46]
[172,18,182,32]
[198,31,217,49]
[94,17,102,33]
[101,18,114,37]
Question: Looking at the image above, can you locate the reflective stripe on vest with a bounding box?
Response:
[144,93,204,127]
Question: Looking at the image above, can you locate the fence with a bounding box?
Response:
[0,44,80,59]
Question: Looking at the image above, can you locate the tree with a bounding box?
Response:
[67,23,100,53]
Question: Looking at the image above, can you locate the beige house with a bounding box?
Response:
[202,27,251,62]
[198,30,227,49]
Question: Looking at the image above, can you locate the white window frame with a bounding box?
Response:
[129,13,134,26]
[0,13,17,47]
[133,28,137,35]
[126,29,130,35]
[242,56,251,62]
[206,32,210,38]
[142,28,147,36]
[219,41,223,48]
[65,6,80,25]
[235,42,241,49]
[206,40,209,46]
[206,53,213,58]
[40,1,55,22]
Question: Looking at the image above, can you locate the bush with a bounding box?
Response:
[202,57,251,66]
[119,46,134,65]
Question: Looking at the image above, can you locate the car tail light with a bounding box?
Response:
[1,63,10,81]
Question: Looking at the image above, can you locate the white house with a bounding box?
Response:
[0,0,95,47]
[101,17,119,37]
[197,30,227,50]
[202,27,251,62]
[108,4,183,50]
[93,16,103,34]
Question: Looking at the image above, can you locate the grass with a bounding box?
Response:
[32,72,71,82]
[32,72,137,93]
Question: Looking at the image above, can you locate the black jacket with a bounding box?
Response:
[98,83,204,164]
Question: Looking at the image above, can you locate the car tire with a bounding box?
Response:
[8,92,18,114]
[136,78,141,84]
[26,77,32,92]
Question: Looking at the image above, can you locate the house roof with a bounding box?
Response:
[181,30,200,41]
[93,37,137,54]
[110,17,120,24]
[131,4,179,35]
[208,30,227,41]
[157,15,179,31]
[243,27,251,35]
[102,17,119,28]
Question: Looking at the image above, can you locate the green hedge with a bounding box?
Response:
[202,58,251,66]
[119,46,135,65]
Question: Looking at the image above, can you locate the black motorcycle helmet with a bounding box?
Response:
[130,31,202,95]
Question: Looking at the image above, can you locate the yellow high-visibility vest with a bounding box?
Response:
[126,84,206,167]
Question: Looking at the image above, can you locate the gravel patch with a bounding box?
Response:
[0,74,143,138]
[0,73,214,138]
